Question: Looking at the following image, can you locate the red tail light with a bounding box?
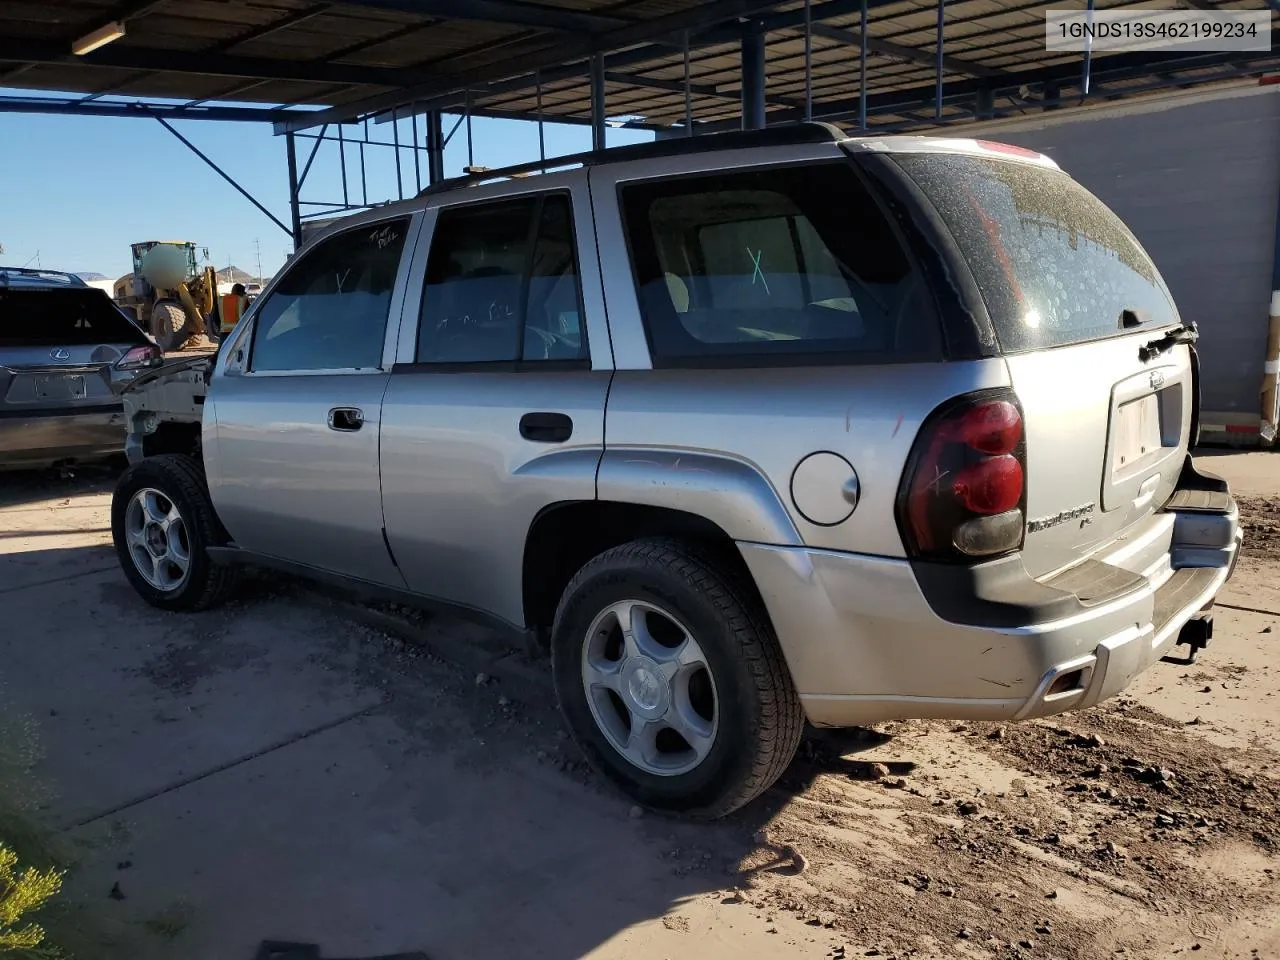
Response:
[898,391,1027,561]
[115,344,163,370]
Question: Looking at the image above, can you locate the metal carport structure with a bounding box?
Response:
[3,0,1280,238]
[2,0,1280,435]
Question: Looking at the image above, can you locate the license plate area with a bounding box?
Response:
[34,374,87,401]
[1101,363,1187,512]
[1112,394,1163,476]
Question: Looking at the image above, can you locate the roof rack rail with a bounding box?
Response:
[416,121,847,198]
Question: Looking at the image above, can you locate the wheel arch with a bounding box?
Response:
[522,499,764,639]
[595,448,802,547]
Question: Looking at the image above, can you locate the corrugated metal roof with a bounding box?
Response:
[0,0,1277,133]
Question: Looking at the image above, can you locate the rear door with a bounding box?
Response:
[0,286,149,418]
[204,214,419,586]
[889,151,1192,578]
[379,179,611,628]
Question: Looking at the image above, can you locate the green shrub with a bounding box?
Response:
[0,844,62,952]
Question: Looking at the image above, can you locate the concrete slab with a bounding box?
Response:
[61,709,827,960]
[0,573,383,828]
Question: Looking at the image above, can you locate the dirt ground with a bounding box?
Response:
[726,485,1280,960]
[0,454,1277,960]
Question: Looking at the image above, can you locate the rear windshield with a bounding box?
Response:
[0,288,146,347]
[893,154,1178,351]
[619,162,940,365]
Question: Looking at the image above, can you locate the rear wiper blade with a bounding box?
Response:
[1139,320,1198,363]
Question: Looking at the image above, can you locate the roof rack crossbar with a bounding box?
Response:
[415,121,847,198]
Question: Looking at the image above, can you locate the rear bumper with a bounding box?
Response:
[0,405,125,468]
[740,463,1240,728]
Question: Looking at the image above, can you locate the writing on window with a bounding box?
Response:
[251,219,409,372]
[417,194,587,364]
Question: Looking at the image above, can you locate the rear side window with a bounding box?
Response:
[251,218,409,372]
[416,193,587,364]
[893,154,1178,352]
[0,289,145,347]
[620,162,940,364]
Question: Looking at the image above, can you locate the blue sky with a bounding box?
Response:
[0,92,652,282]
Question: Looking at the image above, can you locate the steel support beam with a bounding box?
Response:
[871,58,1280,132]
[590,54,607,151]
[334,0,629,33]
[184,78,272,108]
[349,0,907,132]
[286,131,304,249]
[741,19,767,130]
[683,31,694,134]
[275,0,789,132]
[975,86,995,119]
[934,0,945,120]
[153,117,294,239]
[599,71,807,111]
[297,123,328,188]
[86,0,171,31]
[698,48,1280,130]
[324,21,436,61]
[363,0,912,132]
[1264,119,1280,442]
[603,72,729,100]
[799,20,1006,79]
[0,97,289,123]
[217,4,333,52]
[426,110,445,184]
[1081,0,1096,98]
[0,38,417,88]
[858,0,868,129]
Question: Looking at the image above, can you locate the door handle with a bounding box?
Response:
[328,407,364,432]
[520,411,573,443]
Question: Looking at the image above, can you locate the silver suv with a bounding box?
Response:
[110,124,1241,818]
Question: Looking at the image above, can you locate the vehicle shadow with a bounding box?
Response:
[248,601,918,960]
[0,458,123,508]
[1,477,917,960]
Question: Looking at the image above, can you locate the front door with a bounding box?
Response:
[204,214,419,587]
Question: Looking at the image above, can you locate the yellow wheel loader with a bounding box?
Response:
[113,242,217,352]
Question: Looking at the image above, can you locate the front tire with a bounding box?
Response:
[551,538,804,818]
[111,455,237,611]
[152,300,189,351]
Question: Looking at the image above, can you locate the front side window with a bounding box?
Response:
[251,218,409,372]
[416,193,587,364]
[620,163,939,364]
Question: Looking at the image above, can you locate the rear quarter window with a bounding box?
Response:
[0,288,146,347]
[892,153,1178,352]
[619,162,941,365]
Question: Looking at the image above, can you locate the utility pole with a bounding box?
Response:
[254,238,264,285]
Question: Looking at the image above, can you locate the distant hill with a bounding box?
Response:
[74,272,108,281]
[217,266,254,283]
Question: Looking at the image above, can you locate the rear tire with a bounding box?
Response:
[551,538,804,819]
[152,300,189,351]
[111,454,237,611]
